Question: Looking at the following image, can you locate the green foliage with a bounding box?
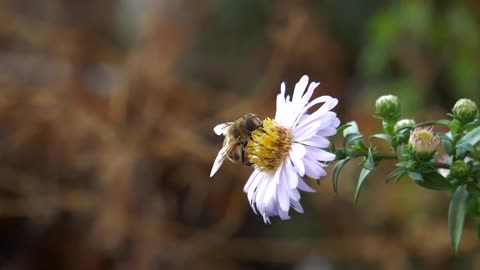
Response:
[330,95,480,253]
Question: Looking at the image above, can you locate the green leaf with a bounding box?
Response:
[370,133,392,142]
[458,126,480,147]
[455,143,473,160]
[343,121,360,136]
[364,147,376,170]
[409,171,453,190]
[457,142,475,153]
[408,171,423,181]
[440,135,454,156]
[437,119,452,127]
[355,168,373,204]
[332,158,352,194]
[333,123,353,141]
[343,133,364,148]
[449,184,470,253]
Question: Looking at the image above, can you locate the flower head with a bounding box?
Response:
[408,126,440,161]
[452,98,478,124]
[243,75,339,223]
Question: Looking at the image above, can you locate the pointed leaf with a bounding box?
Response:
[458,126,480,147]
[343,133,364,148]
[332,123,353,141]
[441,136,454,156]
[386,167,406,183]
[370,133,392,143]
[409,171,453,190]
[343,121,360,136]
[332,158,352,194]
[355,168,372,204]
[449,184,470,253]
[437,119,452,127]
[363,147,376,170]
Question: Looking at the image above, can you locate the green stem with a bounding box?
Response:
[434,162,451,169]
[373,153,398,160]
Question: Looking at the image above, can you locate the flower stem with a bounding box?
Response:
[373,153,398,160]
[434,162,451,169]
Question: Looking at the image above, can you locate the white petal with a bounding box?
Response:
[284,157,299,188]
[254,176,269,212]
[244,169,261,192]
[292,75,309,104]
[263,213,271,224]
[300,81,320,106]
[291,200,304,213]
[287,186,300,201]
[299,136,330,148]
[295,111,337,133]
[262,178,278,214]
[315,127,339,137]
[277,170,290,212]
[297,178,315,192]
[274,83,287,121]
[305,145,336,162]
[292,96,338,127]
[289,144,306,176]
[293,120,326,142]
[303,157,327,179]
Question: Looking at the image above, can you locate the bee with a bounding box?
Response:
[210,113,263,177]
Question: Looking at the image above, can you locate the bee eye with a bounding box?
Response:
[245,116,261,131]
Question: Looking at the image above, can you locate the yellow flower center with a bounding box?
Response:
[246,118,292,173]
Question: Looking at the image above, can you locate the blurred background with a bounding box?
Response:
[0,0,479,269]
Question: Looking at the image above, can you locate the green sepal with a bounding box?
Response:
[386,167,407,183]
[448,184,470,254]
[396,145,409,161]
[355,168,373,204]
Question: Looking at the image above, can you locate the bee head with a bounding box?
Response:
[244,113,262,132]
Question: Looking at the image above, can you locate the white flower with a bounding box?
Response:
[244,75,340,223]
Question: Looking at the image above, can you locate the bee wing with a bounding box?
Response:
[213,122,233,135]
[210,139,235,177]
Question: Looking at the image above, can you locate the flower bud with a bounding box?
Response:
[375,95,401,122]
[452,98,478,124]
[450,160,470,179]
[394,118,416,133]
[408,126,440,161]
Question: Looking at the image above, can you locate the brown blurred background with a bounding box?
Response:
[0,0,479,269]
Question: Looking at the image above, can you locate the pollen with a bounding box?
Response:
[246,118,292,173]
